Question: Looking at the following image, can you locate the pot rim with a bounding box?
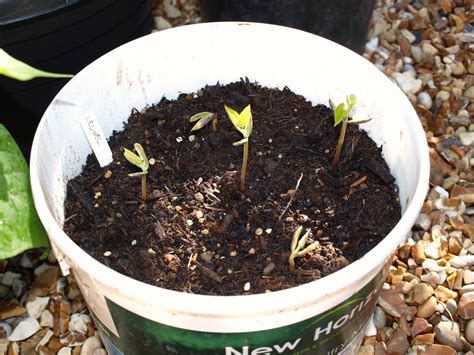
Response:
[30,22,429,320]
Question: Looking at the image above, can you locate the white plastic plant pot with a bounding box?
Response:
[30,23,429,354]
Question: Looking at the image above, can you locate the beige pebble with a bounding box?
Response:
[435,285,457,302]
[417,296,437,318]
[458,292,474,319]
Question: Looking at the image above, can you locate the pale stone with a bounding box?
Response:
[422,259,449,272]
[417,92,432,110]
[421,272,442,285]
[40,309,54,328]
[411,283,434,305]
[465,86,474,99]
[8,317,40,341]
[458,132,474,146]
[163,3,182,19]
[434,321,463,351]
[450,255,474,268]
[411,46,423,63]
[434,286,457,302]
[26,297,50,319]
[69,314,91,335]
[414,213,431,231]
[417,296,437,318]
[452,62,466,76]
[460,285,474,295]
[465,319,474,344]
[464,270,474,285]
[58,347,72,355]
[446,299,457,317]
[436,90,450,102]
[458,292,474,319]
[424,239,446,260]
[80,336,102,355]
[366,37,379,53]
[1,272,21,286]
[401,29,416,43]
[392,71,422,94]
[373,306,386,330]
[154,16,172,31]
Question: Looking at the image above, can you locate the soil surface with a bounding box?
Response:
[64,80,401,295]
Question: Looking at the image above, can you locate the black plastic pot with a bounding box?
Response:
[199,0,375,54]
[0,0,153,157]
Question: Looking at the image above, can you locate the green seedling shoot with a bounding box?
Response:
[189,112,218,132]
[0,48,72,81]
[224,104,253,192]
[288,226,319,271]
[330,94,370,171]
[123,143,149,201]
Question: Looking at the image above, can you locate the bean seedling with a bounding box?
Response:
[288,226,319,271]
[189,112,218,132]
[330,94,371,171]
[123,143,149,201]
[224,104,253,192]
[330,94,357,171]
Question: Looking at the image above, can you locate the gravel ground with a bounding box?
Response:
[1,0,472,354]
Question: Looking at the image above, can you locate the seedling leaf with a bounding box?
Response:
[190,112,213,122]
[334,103,346,126]
[225,105,253,138]
[123,143,148,173]
[123,143,149,200]
[189,112,217,132]
[0,49,73,81]
[123,147,143,168]
[133,143,149,171]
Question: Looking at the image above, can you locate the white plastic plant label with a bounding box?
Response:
[79,111,113,167]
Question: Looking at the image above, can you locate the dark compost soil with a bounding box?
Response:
[64,80,401,296]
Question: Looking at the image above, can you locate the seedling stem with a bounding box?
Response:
[224,104,253,192]
[123,143,149,201]
[330,95,357,171]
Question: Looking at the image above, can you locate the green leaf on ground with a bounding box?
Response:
[0,124,49,260]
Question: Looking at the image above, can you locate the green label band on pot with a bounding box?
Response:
[92,270,384,355]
